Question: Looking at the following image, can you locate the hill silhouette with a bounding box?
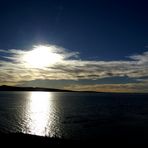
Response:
[0,85,76,92]
[0,85,102,93]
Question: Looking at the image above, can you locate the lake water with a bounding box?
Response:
[0,91,148,140]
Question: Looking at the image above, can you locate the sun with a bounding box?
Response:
[23,45,63,68]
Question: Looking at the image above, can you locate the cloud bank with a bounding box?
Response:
[0,44,148,92]
[64,83,148,93]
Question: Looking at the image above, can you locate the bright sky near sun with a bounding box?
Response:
[22,45,63,68]
[0,0,148,92]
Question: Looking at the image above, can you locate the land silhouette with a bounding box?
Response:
[0,85,101,93]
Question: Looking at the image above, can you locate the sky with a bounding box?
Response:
[0,0,148,92]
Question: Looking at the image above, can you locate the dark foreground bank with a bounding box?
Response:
[0,130,148,147]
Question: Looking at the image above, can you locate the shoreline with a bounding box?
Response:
[0,131,148,146]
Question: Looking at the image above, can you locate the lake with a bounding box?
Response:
[0,91,148,140]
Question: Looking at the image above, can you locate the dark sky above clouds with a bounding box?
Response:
[0,0,148,92]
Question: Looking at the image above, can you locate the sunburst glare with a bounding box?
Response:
[23,45,63,68]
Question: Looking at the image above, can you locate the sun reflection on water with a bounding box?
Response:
[25,92,55,136]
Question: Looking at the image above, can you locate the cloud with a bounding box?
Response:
[129,51,148,64]
[0,44,148,92]
[64,82,148,93]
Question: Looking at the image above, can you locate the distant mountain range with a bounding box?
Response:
[0,85,75,92]
[0,85,99,93]
[0,85,148,94]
